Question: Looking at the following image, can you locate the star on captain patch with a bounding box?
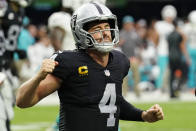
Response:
[104,69,110,77]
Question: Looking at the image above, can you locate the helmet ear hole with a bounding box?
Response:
[85,34,94,47]
[85,38,90,44]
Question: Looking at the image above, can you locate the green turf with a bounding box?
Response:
[12,105,59,131]
[120,101,196,131]
[12,101,196,131]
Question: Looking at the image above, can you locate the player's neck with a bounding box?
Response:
[87,49,109,67]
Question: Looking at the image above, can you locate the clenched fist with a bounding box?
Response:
[38,59,58,80]
[142,104,164,123]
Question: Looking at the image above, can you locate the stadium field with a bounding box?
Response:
[12,101,196,131]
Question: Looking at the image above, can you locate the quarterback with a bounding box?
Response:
[16,2,164,131]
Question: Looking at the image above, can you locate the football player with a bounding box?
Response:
[184,10,196,94]
[155,5,177,89]
[0,0,31,68]
[48,0,75,51]
[0,0,31,131]
[16,2,164,131]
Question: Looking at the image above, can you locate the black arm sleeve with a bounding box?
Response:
[119,97,144,121]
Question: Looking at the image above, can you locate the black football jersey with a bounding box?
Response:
[52,49,130,131]
[0,4,24,69]
[0,5,24,59]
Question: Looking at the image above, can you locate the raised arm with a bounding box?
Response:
[16,59,62,108]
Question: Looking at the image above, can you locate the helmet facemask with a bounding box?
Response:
[77,18,119,53]
[81,20,119,53]
[71,2,119,53]
[90,29,117,53]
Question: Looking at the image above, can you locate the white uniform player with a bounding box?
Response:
[0,70,19,131]
[48,11,75,50]
[0,72,7,131]
[183,10,196,89]
[155,5,176,57]
[184,10,196,49]
[155,5,176,89]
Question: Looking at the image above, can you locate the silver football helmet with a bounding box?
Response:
[71,2,119,53]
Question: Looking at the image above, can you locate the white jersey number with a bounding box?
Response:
[5,25,20,51]
[99,83,117,127]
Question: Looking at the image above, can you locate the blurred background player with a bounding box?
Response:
[119,15,142,97]
[167,19,189,98]
[48,0,75,51]
[0,0,31,130]
[0,1,8,129]
[27,25,54,78]
[0,0,7,61]
[155,5,177,91]
[0,71,7,131]
[137,19,158,93]
[183,10,196,92]
[17,25,54,82]
[16,18,38,83]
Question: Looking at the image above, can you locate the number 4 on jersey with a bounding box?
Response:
[99,83,117,127]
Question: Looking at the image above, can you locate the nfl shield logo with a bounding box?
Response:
[104,69,110,77]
